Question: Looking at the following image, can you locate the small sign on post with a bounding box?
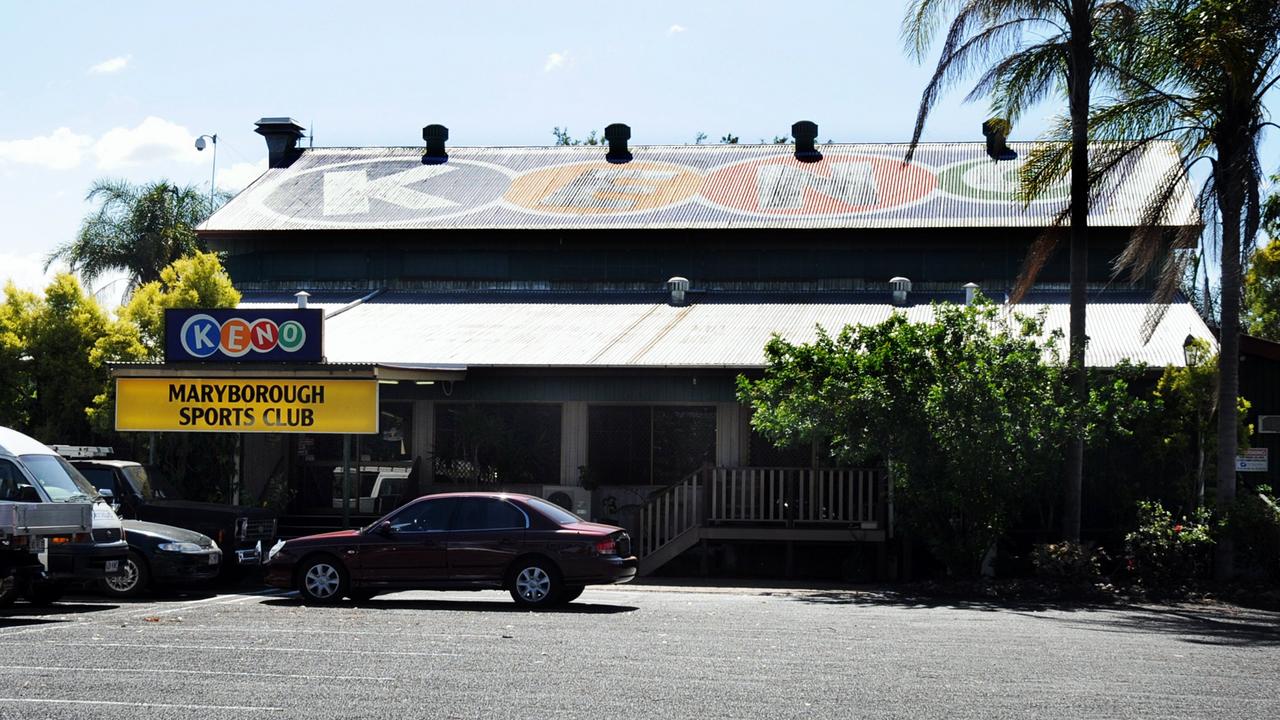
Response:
[1235,447,1269,473]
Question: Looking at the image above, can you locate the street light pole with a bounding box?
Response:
[195,134,218,210]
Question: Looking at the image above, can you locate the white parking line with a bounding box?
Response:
[0,639,461,658]
[0,698,282,712]
[0,665,394,682]
[128,589,288,618]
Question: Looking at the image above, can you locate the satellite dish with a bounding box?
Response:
[195,137,206,151]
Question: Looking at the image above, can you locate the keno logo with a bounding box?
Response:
[181,314,307,359]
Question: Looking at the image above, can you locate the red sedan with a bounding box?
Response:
[265,492,636,607]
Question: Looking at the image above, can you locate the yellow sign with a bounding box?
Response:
[115,378,378,434]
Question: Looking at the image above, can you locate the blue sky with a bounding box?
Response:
[0,1,1272,299]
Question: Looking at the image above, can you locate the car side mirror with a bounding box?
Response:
[99,488,113,499]
[375,520,394,536]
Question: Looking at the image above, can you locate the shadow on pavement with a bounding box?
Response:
[263,597,639,614]
[779,589,1111,613]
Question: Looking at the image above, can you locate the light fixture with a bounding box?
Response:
[415,381,435,385]
[194,133,218,210]
[377,380,398,385]
[1183,334,1197,367]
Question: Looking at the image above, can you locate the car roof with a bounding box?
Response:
[69,459,141,468]
[0,426,58,457]
[415,491,542,502]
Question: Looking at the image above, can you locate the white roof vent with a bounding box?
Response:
[963,282,980,305]
[889,277,912,306]
[667,276,690,306]
[295,291,310,309]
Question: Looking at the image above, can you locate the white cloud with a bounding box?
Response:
[0,128,93,170]
[93,116,201,169]
[217,159,268,192]
[667,24,687,35]
[544,51,568,72]
[89,55,131,74]
[0,252,60,294]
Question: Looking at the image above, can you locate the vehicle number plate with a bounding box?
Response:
[31,537,46,554]
[104,560,118,572]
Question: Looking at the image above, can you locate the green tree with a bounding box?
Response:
[738,300,1068,577]
[18,275,111,443]
[1244,236,1280,340]
[902,0,1136,542]
[551,127,601,146]
[0,283,40,429]
[1083,0,1280,575]
[48,179,226,293]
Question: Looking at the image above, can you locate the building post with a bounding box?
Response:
[341,434,352,530]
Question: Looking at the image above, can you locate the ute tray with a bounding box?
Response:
[0,502,93,538]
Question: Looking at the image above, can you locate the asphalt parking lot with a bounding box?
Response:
[1,584,1278,719]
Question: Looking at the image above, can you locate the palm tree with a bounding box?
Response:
[1081,0,1280,575]
[47,179,225,293]
[903,1,1135,541]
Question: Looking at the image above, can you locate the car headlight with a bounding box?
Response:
[266,539,287,563]
[158,542,207,553]
[210,540,220,553]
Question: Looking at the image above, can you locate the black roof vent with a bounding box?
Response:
[983,119,1016,160]
[792,120,821,162]
[422,124,449,165]
[605,123,632,164]
[254,117,306,169]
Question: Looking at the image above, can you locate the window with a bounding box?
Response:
[588,405,716,485]
[19,454,99,503]
[0,459,26,501]
[433,404,561,485]
[450,498,528,531]
[78,467,118,497]
[525,497,583,526]
[388,498,458,533]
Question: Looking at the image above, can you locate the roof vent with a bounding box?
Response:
[963,282,980,305]
[792,120,821,162]
[422,124,449,165]
[295,291,310,309]
[605,123,632,164]
[982,118,1015,160]
[667,276,690,306]
[254,117,307,169]
[890,276,912,306]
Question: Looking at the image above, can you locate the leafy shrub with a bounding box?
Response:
[1229,485,1280,581]
[1124,500,1214,589]
[1032,541,1104,584]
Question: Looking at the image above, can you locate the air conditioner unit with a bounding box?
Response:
[1258,415,1280,434]
[541,485,592,518]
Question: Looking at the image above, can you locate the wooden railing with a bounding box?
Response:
[636,466,881,560]
[709,467,879,526]
[636,469,702,558]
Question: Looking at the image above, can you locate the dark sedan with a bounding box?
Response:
[266,492,636,607]
[99,520,222,598]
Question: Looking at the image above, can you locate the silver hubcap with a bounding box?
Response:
[515,566,551,602]
[304,563,340,598]
[105,559,139,593]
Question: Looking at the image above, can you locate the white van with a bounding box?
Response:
[0,427,128,604]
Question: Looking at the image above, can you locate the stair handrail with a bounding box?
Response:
[636,466,707,558]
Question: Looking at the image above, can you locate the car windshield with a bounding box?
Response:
[123,465,157,500]
[21,454,101,503]
[525,497,584,525]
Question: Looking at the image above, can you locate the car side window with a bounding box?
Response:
[388,498,457,533]
[78,467,117,497]
[0,459,25,501]
[450,498,527,531]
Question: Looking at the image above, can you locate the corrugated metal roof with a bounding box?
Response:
[239,292,1214,369]
[203,141,1198,233]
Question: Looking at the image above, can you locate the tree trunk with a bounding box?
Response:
[1063,0,1093,542]
[1214,141,1245,580]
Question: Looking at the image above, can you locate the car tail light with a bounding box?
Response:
[593,538,617,556]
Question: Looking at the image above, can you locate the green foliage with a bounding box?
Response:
[49,179,227,292]
[1124,500,1215,589]
[1244,236,1280,340]
[719,133,739,145]
[1032,541,1105,584]
[1227,485,1280,581]
[551,127,600,146]
[0,275,111,443]
[738,298,1069,577]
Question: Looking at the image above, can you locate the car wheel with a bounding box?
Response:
[297,556,347,604]
[100,551,149,599]
[509,559,561,607]
[25,581,64,606]
[347,589,378,602]
[559,585,585,604]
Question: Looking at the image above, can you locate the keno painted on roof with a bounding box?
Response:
[203,142,1198,232]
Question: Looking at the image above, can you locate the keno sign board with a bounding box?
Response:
[165,309,324,363]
